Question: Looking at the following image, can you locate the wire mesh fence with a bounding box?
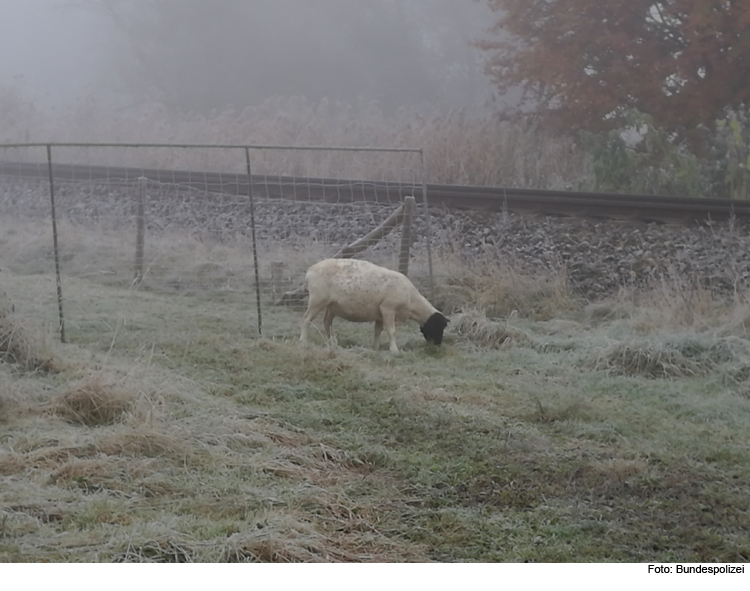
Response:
[0,143,431,344]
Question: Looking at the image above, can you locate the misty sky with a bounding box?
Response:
[0,0,109,109]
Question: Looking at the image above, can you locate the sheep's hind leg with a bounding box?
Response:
[323,307,337,348]
[300,300,326,345]
[373,320,383,350]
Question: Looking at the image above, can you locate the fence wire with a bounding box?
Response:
[0,143,430,345]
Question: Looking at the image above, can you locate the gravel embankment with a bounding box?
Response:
[3,177,750,299]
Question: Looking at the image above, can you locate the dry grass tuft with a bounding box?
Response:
[0,309,55,371]
[532,398,590,424]
[219,508,420,563]
[114,538,196,563]
[437,248,577,321]
[574,458,650,493]
[49,373,136,426]
[0,444,93,476]
[51,456,158,489]
[606,274,734,333]
[96,426,193,460]
[451,309,530,348]
[583,301,633,325]
[591,336,737,379]
[222,527,354,563]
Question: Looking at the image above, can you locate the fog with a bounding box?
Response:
[0,0,109,109]
[1,0,496,116]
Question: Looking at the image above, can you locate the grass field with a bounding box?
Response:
[2,225,750,562]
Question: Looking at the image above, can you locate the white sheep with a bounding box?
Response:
[299,258,449,353]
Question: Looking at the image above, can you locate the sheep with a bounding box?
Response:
[299,258,449,353]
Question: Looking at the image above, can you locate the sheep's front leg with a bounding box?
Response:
[380,308,399,353]
[373,320,383,350]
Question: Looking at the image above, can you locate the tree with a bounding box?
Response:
[477,1,750,139]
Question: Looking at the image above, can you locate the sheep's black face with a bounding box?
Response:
[421,312,449,345]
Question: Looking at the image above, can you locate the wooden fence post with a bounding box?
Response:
[398,195,415,276]
[133,177,146,284]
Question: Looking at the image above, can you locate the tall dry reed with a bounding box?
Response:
[1,87,589,188]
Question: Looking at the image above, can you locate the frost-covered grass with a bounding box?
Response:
[2,226,750,562]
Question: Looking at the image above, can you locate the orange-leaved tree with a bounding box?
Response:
[477,0,750,138]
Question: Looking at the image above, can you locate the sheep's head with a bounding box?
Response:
[420,312,449,345]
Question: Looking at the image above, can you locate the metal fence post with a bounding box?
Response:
[419,150,435,299]
[46,144,66,343]
[245,147,263,336]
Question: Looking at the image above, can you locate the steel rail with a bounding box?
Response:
[0,141,421,153]
[1,159,747,224]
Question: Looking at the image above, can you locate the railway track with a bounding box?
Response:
[1,159,748,224]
